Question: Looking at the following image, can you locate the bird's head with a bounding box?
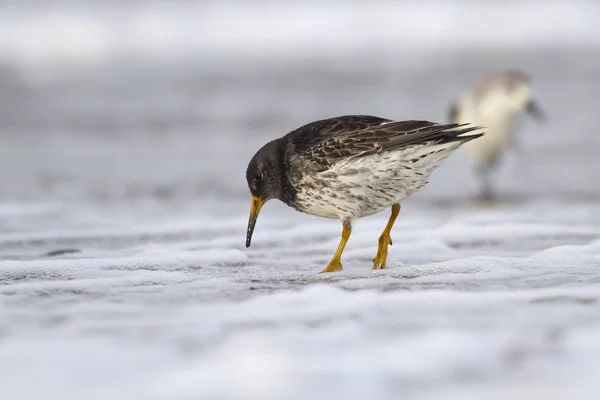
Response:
[245,139,283,248]
[498,72,546,122]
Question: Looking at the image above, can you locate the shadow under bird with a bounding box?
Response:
[245,115,484,273]
[448,70,545,199]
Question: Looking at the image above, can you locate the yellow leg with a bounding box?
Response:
[320,223,352,273]
[372,203,401,270]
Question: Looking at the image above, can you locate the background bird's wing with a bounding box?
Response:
[288,116,483,170]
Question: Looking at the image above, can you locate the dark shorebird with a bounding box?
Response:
[245,115,484,273]
[448,71,545,199]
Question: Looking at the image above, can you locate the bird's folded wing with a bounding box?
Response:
[293,118,483,170]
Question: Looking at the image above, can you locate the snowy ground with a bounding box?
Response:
[2,1,600,399]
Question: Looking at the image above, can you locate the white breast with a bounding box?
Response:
[455,90,520,166]
[294,141,463,221]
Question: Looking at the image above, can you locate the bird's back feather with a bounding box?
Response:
[285,115,483,171]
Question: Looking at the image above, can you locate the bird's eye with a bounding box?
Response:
[255,172,265,183]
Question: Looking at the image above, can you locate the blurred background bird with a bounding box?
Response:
[448,71,545,200]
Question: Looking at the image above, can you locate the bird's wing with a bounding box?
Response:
[287,115,393,150]
[288,116,483,170]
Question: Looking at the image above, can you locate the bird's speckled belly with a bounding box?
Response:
[293,174,414,220]
[292,146,457,221]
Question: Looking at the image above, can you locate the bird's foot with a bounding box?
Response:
[372,234,392,269]
[320,258,343,273]
[476,190,497,205]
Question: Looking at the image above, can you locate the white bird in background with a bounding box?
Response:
[448,71,545,199]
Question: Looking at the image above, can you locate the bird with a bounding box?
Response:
[448,70,545,199]
[245,115,484,273]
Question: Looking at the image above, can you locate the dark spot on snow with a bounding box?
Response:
[45,248,81,257]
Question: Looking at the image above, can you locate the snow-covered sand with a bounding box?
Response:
[2,200,600,400]
[1,1,600,399]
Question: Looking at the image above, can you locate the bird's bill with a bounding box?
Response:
[525,99,546,122]
[246,195,265,248]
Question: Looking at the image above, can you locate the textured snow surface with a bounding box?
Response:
[2,209,600,400]
[2,1,600,399]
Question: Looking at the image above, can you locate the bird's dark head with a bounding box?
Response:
[245,139,283,248]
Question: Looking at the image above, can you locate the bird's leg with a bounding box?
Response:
[372,203,401,270]
[477,164,495,201]
[507,135,522,156]
[320,222,352,273]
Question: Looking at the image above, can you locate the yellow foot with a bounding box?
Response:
[372,234,392,270]
[320,259,343,273]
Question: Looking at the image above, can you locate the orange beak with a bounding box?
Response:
[246,195,265,248]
